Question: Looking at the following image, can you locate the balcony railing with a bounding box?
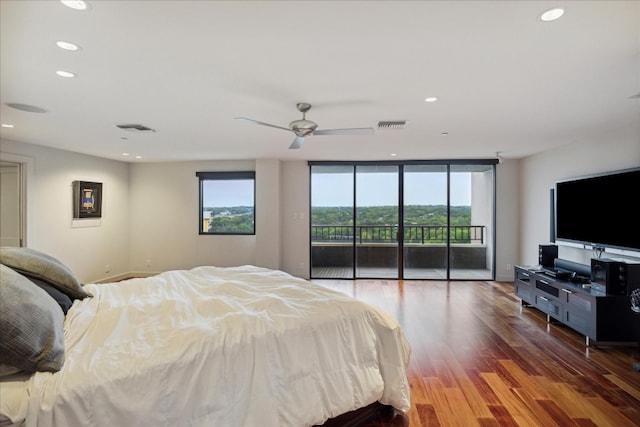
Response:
[311,225,485,244]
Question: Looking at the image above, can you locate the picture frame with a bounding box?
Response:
[73,181,102,218]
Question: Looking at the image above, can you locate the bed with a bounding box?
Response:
[0,247,411,427]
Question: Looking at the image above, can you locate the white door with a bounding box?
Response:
[0,161,22,246]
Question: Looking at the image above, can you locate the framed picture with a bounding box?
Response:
[73,181,102,218]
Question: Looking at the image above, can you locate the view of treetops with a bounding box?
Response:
[312,205,474,243]
[206,206,254,233]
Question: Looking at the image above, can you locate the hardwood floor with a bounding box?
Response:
[312,279,640,427]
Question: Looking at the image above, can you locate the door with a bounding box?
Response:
[449,164,494,280]
[355,165,399,278]
[403,165,448,279]
[0,161,22,246]
[310,165,355,279]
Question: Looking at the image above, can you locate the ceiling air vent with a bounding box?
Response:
[116,124,156,132]
[377,120,407,130]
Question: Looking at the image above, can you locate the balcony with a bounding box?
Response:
[311,225,489,279]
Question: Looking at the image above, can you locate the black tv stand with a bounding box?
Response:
[514,265,640,346]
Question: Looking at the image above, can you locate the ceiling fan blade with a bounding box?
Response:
[289,136,305,149]
[314,127,374,136]
[234,117,291,132]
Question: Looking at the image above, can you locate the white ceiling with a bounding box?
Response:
[1,0,639,163]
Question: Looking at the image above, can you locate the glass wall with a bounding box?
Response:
[310,165,354,279]
[403,165,448,279]
[449,164,494,280]
[310,161,496,280]
[355,165,399,278]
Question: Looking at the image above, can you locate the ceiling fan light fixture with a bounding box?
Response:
[237,102,374,149]
[290,119,317,136]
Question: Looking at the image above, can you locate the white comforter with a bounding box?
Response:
[4,265,411,427]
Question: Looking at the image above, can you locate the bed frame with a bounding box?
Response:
[318,403,408,427]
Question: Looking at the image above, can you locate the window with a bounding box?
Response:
[309,160,496,280]
[196,171,255,235]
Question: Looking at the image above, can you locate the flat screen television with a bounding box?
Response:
[554,167,640,253]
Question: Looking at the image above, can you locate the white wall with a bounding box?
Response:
[519,123,640,268]
[1,137,522,282]
[255,159,281,270]
[495,159,520,281]
[280,160,311,278]
[128,160,258,274]
[126,159,312,278]
[0,138,130,283]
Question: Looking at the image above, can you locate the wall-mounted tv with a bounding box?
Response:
[554,167,640,253]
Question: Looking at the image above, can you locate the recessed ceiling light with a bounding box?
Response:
[540,8,564,22]
[56,70,76,78]
[122,153,130,156]
[441,132,449,136]
[390,153,398,157]
[60,0,89,11]
[56,40,80,51]
[135,156,143,159]
[425,97,438,103]
[1,124,15,128]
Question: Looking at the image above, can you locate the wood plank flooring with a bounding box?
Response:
[312,279,640,427]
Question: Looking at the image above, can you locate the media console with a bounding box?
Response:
[514,265,640,346]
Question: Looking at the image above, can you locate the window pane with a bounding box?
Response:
[449,164,493,280]
[311,165,354,279]
[403,165,448,279]
[199,174,255,235]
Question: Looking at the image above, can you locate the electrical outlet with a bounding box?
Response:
[506,263,512,271]
[105,264,110,273]
[145,259,151,267]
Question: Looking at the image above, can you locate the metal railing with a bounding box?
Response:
[311,225,484,244]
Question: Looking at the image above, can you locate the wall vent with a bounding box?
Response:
[377,120,407,130]
[116,124,156,132]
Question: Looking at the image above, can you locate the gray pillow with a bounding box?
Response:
[0,246,91,300]
[0,264,65,373]
[26,275,74,314]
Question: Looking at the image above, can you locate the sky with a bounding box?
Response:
[203,180,254,207]
[312,172,471,206]
[203,172,472,208]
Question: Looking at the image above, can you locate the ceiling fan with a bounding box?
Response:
[235,103,374,149]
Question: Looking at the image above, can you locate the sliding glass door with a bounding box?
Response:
[310,161,495,280]
[310,165,354,279]
[449,164,494,280]
[403,165,448,279]
[355,165,399,278]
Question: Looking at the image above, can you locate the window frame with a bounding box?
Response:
[196,171,256,235]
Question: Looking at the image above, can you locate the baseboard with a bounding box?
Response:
[95,271,158,284]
